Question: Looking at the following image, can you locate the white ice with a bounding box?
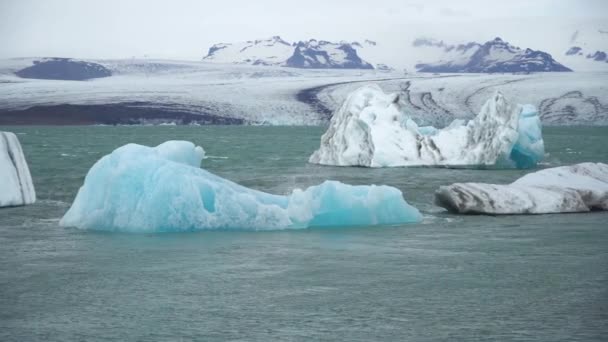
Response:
[309,85,544,168]
[0,131,36,207]
[60,141,422,232]
[435,162,608,214]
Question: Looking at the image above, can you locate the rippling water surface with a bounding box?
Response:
[1,126,607,341]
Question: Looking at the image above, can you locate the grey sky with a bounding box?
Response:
[0,0,606,59]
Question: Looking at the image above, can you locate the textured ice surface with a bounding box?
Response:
[0,58,395,126]
[315,73,608,127]
[435,162,608,214]
[1,58,607,126]
[510,104,545,168]
[309,85,544,168]
[60,141,421,232]
[0,132,36,207]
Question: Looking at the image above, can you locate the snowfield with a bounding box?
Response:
[203,36,294,66]
[0,58,606,126]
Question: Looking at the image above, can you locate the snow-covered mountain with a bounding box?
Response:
[566,47,607,62]
[285,40,373,69]
[203,37,375,69]
[203,36,294,66]
[352,40,395,71]
[561,29,608,71]
[415,37,572,73]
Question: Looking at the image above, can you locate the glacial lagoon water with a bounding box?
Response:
[1,125,607,341]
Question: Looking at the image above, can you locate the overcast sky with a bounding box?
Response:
[1,0,606,59]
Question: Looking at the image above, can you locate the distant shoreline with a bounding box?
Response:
[0,102,244,125]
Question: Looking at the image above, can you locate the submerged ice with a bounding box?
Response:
[0,132,36,207]
[309,85,544,168]
[60,141,422,232]
[435,162,608,214]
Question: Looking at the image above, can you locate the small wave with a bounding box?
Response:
[38,218,61,223]
[203,155,229,159]
[420,213,461,224]
[60,153,77,157]
[37,199,71,207]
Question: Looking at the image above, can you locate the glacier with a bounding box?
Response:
[2,57,607,126]
[309,84,544,168]
[0,132,36,207]
[60,141,422,232]
[435,163,608,214]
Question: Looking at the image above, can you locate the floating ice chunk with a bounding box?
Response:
[435,162,608,214]
[287,181,419,228]
[153,140,205,167]
[60,141,421,232]
[309,85,544,168]
[0,132,36,207]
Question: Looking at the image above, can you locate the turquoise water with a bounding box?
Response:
[1,126,607,341]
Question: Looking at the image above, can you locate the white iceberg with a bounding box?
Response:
[435,162,608,214]
[60,141,422,232]
[0,132,36,207]
[309,85,544,168]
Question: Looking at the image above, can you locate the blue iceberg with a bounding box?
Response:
[60,141,422,232]
[509,104,545,169]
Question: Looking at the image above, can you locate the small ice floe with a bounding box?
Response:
[435,162,608,214]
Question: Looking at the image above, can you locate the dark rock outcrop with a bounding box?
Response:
[587,51,607,62]
[15,58,112,81]
[565,46,583,56]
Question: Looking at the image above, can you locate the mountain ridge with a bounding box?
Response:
[203,36,374,69]
[415,37,572,73]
